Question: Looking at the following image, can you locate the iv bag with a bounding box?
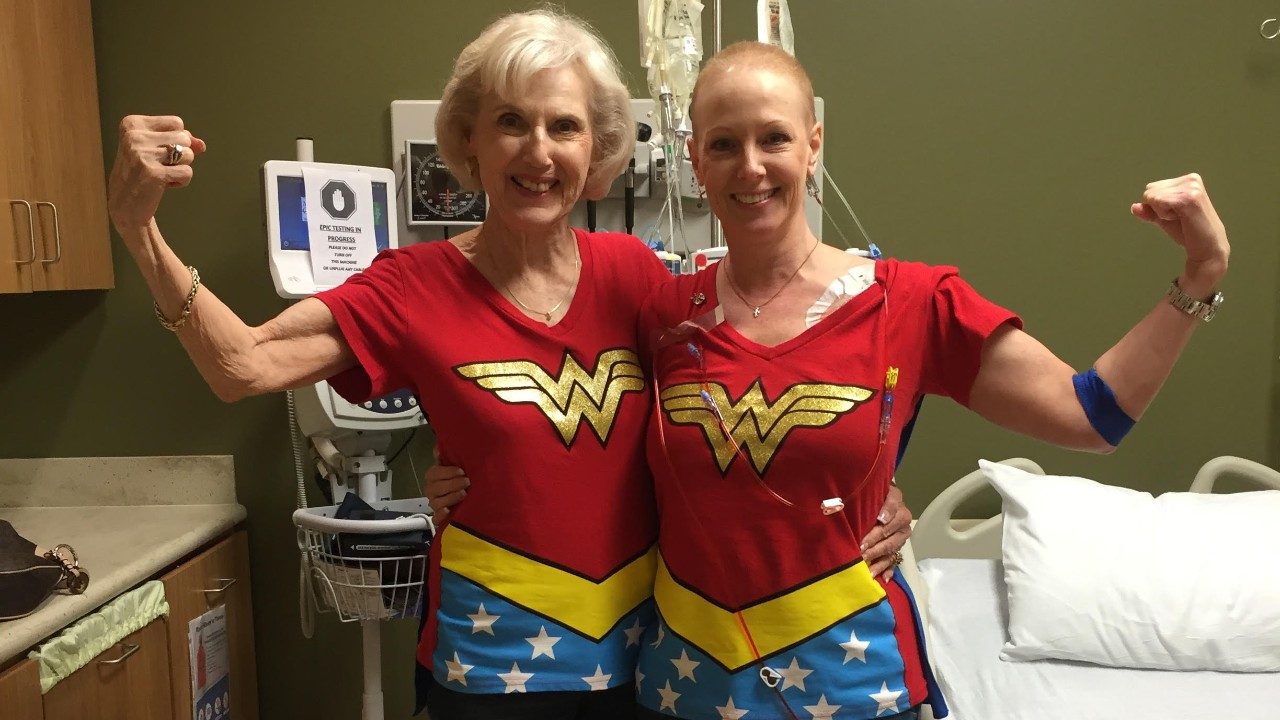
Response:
[758,0,795,56]
[664,0,703,120]
[638,0,703,125]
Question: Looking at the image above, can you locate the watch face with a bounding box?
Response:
[406,141,486,225]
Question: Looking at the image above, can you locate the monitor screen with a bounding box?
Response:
[275,175,390,252]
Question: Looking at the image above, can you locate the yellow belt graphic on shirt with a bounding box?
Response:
[655,555,886,672]
[661,380,875,475]
[439,524,656,640]
[456,348,645,447]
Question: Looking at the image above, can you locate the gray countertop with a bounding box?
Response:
[0,456,244,667]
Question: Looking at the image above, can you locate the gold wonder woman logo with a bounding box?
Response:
[455,349,645,447]
[661,381,875,474]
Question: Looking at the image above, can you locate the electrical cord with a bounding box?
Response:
[288,389,317,639]
[389,428,417,464]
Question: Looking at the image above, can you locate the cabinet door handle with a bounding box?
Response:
[201,577,238,597]
[34,201,62,263]
[98,643,140,666]
[8,200,36,265]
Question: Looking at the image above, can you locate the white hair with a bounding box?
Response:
[436,9,634,198]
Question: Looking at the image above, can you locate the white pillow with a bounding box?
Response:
[979,458,1280,672]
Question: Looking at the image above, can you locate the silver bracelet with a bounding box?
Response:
[1165,278,1222,323]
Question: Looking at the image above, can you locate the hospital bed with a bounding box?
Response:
[902,456,1280,720]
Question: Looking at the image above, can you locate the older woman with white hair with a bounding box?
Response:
[107,9,911,718]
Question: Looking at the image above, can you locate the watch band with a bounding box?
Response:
[1166,279,1223,323]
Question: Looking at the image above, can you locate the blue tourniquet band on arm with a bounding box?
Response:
[1072,368,1136,446]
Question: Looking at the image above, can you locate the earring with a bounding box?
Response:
[696,184,705,208]
[806,175,822,204]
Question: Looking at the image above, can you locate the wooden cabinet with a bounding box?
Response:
[0,0,113,294]
[0,529,259,720]
[42,619,172,720]
[0,0,37,294]
[0,659,44,720]
[161,531,260,720]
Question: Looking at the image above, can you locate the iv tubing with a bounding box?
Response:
[821,165,875,248]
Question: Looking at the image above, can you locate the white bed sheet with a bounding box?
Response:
[918,558,1280,720]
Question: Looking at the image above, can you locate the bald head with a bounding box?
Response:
[690,41,816,132]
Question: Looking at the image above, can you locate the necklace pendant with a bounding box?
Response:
[543,312,552,322]
[752,307,762,318]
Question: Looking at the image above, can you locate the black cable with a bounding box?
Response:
[624,158,636,234]
[388,428,418,464]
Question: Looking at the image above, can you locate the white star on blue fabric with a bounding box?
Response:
[444,652,473,686]
[525,625,562,659]
[582,665,612,690]
[671,649,701,681]
[498,662,534,693]
[467,603,499,635]
[804,694,842,719]
[839,628,870,664]
[650,623,666,648]
[777,656,813,691]
[716,695,749,719]
[657,679,682,713]
[624,616,647,647]
[871,681,903,715]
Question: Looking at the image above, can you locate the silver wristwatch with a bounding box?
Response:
[1166,279,1223,323]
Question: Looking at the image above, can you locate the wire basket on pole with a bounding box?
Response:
[293,497,433,622]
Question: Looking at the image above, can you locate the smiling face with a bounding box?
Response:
[467,64,595,232]
[689,64,822,242]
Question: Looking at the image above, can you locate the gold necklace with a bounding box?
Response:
[498,239,581,322]
[723,239,821,318]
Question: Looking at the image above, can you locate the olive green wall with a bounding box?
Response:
[1,1,1276,716]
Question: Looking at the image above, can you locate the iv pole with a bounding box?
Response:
[710,0,724,248]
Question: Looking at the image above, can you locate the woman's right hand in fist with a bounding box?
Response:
[108,115,206,237]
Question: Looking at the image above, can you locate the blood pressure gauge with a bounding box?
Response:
[405,140,486,226]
